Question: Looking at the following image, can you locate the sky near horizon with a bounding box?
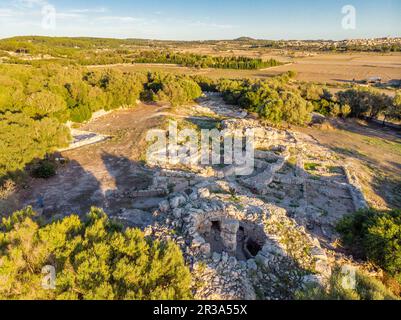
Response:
[0,0,400,40]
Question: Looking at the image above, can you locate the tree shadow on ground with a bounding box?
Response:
[333,118,401,143]
[3,142,347,299]
[10,153,159,224]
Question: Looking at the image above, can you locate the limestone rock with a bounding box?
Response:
[158,200,170,213]
[170,195,186,209]
[198,188,210,199]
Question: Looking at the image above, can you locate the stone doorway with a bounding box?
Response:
[201,218,266,261]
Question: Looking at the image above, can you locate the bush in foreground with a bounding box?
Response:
[296,267,399,300]
[336,209,401,284]
[0,207,192,300]
[31,160,56,179]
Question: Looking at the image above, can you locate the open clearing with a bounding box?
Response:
[269,53,401,84]
[15,103,170,220]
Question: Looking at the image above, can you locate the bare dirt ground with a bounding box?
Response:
[294,119,401,210]
[15,103,170,220]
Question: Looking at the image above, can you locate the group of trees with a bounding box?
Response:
[0,64,202,180]
[143,72,202,107]
[336,209,401,287]
[298,83,401,122]
[298,83,352,118]
[199,71,314,125]
[133,50,281,70]
[337,87,401,122]
[0,37,283,70]
[0,207,192,300]
[191,74,400,127]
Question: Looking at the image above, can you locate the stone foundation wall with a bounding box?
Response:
[343,164,368,211]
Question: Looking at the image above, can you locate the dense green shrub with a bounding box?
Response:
[214,73,313,125]
[144,72,202,106]
[0,111,70,178]
[0,207,192,300]
[191,75,218,92]
[336,87,393,119]
[384,90,401,122]
[336,209,401,283]
[296,267,399,300]
[31,160,56,179]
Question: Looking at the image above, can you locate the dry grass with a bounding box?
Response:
[89,51,401,86]
[295,119,401,210]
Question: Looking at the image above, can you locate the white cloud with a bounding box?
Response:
[68,7,108,14]
[96,16,144,23]
[56,12,86,19]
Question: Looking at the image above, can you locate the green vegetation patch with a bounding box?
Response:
[296,267,399,300]
[304,163,320,171]
[336,208,401,285]
[0,207,192,300]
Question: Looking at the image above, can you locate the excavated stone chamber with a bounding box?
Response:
[198,216,267,261]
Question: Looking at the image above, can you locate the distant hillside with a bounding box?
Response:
[234,37,256,41]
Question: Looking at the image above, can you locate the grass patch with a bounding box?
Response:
[304,163,320,171]
[327,166,343,174]
[362,137,401,156]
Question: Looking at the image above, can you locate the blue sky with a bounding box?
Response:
[0,0,400,40]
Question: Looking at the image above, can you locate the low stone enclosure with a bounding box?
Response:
[143,116,369,299]
[59,129,110,152]
[197,214,267,261]
[156,183,332,300]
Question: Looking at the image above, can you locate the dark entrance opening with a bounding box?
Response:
[211,220,221,232]
[245,237,263,257]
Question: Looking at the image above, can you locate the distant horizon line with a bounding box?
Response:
[1,35,401,42]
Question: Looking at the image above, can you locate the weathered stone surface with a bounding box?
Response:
[170,195,187,209]
[145,95,374,300]
[158,200,170,213]
[198,188,210,199]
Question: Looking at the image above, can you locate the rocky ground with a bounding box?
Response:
[127,93,370,299]
[11,93,377,300]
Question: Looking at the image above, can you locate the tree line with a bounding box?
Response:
[0,37,282,70]
[191,74,401,126]
[132,50,282,70]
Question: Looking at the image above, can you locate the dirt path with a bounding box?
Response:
[16,103,169,219]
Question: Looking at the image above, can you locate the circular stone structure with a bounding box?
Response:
[198,215,267,261]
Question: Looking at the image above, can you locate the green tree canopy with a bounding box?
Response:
[0,207,192,300]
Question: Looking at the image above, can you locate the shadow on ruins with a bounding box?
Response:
[2,95,376,299]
